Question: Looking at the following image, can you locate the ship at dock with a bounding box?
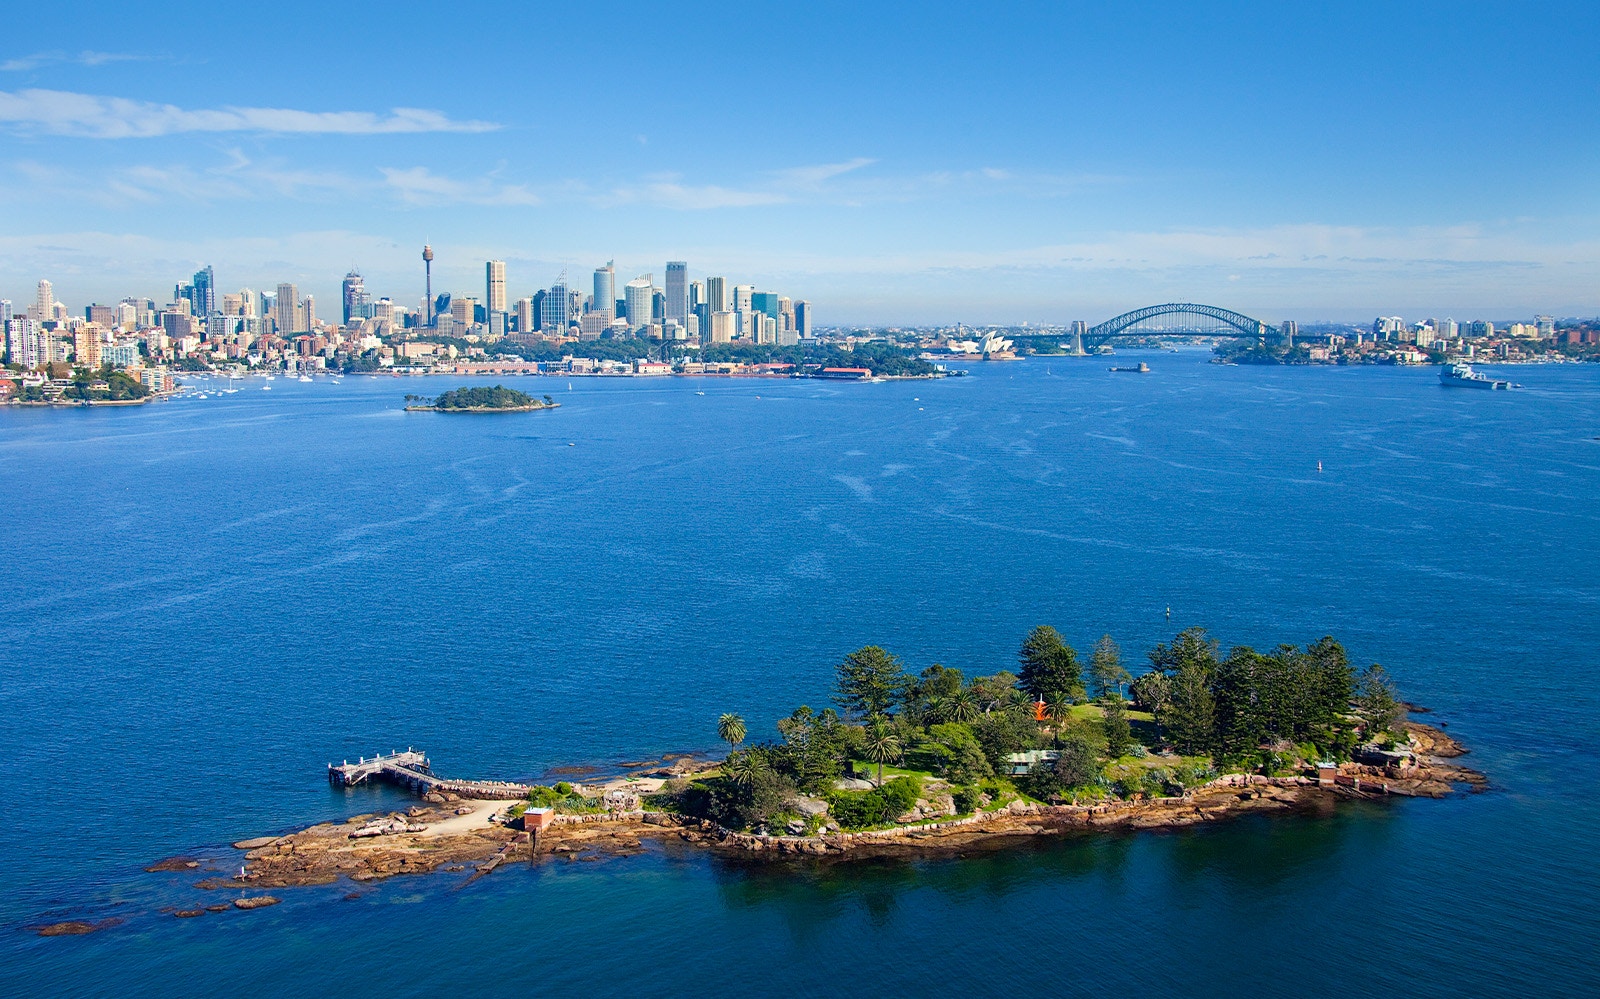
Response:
[1440,363,1518,390]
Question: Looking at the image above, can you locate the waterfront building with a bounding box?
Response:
[665,261,688,322]
[485,260,507,314]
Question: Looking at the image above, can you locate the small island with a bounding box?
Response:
[163,626,1484,905]
[404,385,559,412]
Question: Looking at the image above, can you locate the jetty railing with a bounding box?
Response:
[328,749,531,800]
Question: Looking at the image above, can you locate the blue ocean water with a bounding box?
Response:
[2,352,1597,998]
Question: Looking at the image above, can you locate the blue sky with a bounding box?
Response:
[1,0,1596,324]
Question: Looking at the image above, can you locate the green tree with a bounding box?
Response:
[1045,693,1074,736]
[948,689,980,724]
[862,716,903,786]
[1162,663,1216,756]
[724,747,771,788]
[1089,634,1132,699]
[1053,735,1099,790]
[1017,625,1085,702]
[1101,696,1132,758]
[1355,665,1403,740]
[717,713,747,755]
[1129,672,1172,714]
[834,646,911,719]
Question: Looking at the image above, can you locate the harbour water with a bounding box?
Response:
[3,351,1598,997]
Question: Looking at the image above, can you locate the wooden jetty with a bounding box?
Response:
[327,749,531,800]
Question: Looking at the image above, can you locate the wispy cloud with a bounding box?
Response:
[0,88,498,138]
[379,166,540,206]
[601,158,878,210]
[0,50,147,72]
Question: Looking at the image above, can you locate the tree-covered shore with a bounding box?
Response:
[642,626,1411,835]
[405,385,557,411]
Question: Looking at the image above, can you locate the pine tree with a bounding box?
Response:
[1017,625,1084,702]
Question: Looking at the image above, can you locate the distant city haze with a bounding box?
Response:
[0,2,1595,322]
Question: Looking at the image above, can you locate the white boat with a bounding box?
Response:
[298,375,313,383]
[262,385,271,391]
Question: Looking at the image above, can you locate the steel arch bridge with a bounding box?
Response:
[1083,302,1275,349]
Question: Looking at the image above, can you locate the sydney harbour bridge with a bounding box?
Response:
[1031,302,1289,352]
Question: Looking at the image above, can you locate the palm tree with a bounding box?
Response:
[949,689,980,724]
[725,749,770,789]
[862,716,902,787]
[1046,694,1073,740]
[717,713,747,756]
[923,695,950,725]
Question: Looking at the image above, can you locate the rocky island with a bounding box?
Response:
[155,627,1486,905]
[404,385,558,412]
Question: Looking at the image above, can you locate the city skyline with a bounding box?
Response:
[0,2,1596,322]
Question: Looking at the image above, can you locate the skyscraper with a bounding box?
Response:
[342,271,367,325]
[516,297,534,334]
[592,262,615,318]
[191,265,215,317]
[34,279,52,323]
[275,283,299,334]
[485,260,507,315]
[733,285,754,312]
[704,276,728,314]
[664,261,688,322]
[540,278,569,333]
[795,301,813,338]
[624,277,654,331]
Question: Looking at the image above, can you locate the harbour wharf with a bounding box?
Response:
[327,750,531,800]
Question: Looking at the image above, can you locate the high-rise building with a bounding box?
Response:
[1536,315,1556,337]
[342,271,368,325]
[710,311,736,343]
[451,297,477,327]
[274,283,299,333]
[1437,318,1458,339]
[704,276,728,314]
[664,261,688,322]
[624,277,654,331]
[795,301,813,338]
[689,280,704,312]
[191,265,215,317]
[593,262,615,317]
[540,279,569,333]
[751,291,781,318]
[34,279,53,323]
[733,285,753,313]
[301,294,316,331]
[485,260,507,314]
[515,297,535,333]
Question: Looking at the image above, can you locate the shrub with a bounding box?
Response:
[951,785,981,814]
[827,776,924,830]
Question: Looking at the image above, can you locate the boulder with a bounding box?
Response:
[231,838,279,850]
[232,896,281,910]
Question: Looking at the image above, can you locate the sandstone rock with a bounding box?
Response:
[233,896,280,910]
[232,837,279,850]
[173,909,206,918]
[37,920,115,936]
[145,856,201,872]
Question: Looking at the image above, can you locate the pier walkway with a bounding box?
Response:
[328,749,531,800]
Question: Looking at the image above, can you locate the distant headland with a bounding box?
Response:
[117,626,1484,917]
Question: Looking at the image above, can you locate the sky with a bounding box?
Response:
[0,0,1596,325]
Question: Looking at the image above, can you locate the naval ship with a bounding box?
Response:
[1440,363,1518,390]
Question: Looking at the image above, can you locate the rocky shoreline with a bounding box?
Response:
[174,719,1485,898]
